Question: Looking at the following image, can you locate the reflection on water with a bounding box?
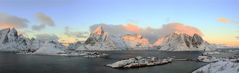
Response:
[0,50,213,73]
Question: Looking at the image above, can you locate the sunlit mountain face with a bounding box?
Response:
[0,0,238,47]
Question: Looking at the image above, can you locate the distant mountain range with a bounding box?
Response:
[0,25,227,54]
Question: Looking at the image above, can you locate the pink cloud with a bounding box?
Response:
[123,23,141,33]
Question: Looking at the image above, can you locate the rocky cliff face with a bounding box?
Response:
[154,32,215,51]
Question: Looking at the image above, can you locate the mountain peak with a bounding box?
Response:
[9,28,18,35]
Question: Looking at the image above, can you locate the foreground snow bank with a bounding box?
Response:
[106,56,173,68]
[192,61,239,73]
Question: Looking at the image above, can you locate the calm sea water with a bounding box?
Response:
[0,50,210,73]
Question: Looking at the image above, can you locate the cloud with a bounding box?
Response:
[141,23,203,43]
[217,17,239,25]
[35,34,59,41]
[64,26,89,38]
[32,24,45,31]
[32,12,54,31]
[123,23,141,33]
[166,23,203,36]
[0,13,28,29]
[217,17,231,23]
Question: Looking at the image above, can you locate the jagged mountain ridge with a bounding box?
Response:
[155,32,215,51]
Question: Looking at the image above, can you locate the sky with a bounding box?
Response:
[0,0,239,46]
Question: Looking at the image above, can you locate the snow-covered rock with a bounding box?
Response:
[106,56,173,68]
[154,32,215,51]
[192,61,239,73]
[33,41,65,55]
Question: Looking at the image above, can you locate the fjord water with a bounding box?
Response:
[0,51,207,73]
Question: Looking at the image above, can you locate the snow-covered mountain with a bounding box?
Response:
[154,32,215,51]
[84,26,124,50]
[0,28,32,52]
[82,24,152,50]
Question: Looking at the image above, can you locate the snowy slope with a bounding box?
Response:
[192,61,239,73]
[154,32,215,51]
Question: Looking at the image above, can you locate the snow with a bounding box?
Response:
[192,61,239,73]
